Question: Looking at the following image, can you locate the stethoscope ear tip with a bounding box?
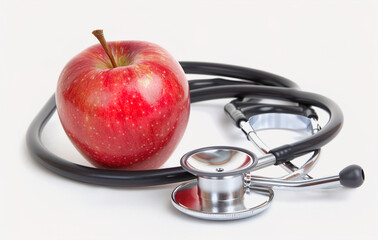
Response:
[339,165,365,188]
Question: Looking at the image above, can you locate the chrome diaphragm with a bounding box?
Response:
[171,146,274,220]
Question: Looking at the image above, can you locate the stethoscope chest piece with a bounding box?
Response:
[171,146,274,220]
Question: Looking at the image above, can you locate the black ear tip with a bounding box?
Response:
[339,165,365,188]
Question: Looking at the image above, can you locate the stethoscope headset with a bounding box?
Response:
[27,62,365,220]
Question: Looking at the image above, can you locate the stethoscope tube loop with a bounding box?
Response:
[26,62,344,187]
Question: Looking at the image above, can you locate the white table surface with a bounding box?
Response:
[1,0,377,239]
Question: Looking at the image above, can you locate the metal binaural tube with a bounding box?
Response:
[249,175,341,190]
[239,117,321,180]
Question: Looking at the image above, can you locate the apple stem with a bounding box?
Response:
[92,29,117,68]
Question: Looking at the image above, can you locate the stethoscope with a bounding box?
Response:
[26,62,365,220]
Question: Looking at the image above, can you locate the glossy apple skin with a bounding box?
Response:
[56,41,190,170]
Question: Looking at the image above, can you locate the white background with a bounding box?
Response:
[1,0,377,239]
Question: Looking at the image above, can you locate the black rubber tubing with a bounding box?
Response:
[181,62,299,88]
[26,62,342,187]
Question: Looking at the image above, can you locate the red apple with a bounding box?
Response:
[56,30,190,170]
